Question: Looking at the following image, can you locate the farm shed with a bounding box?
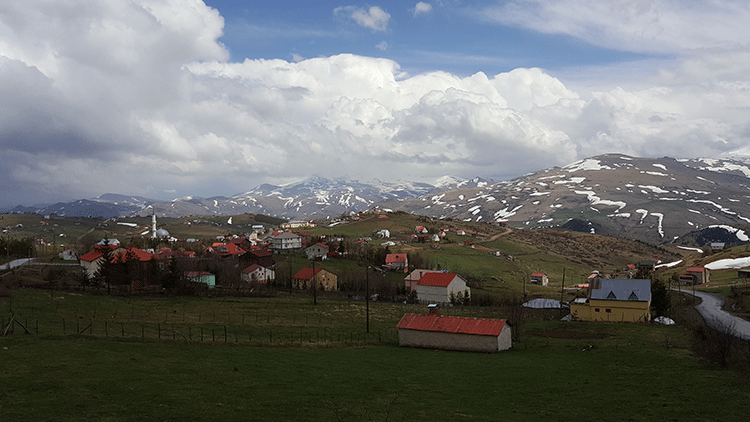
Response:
[397,313,511,352]
[530,272,548,286]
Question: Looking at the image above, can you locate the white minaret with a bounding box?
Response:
[151,211,157,239]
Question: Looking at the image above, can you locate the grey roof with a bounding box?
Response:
[522,298,566,309]
[590,279,651,302]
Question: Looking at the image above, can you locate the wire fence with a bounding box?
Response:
[0,313,401,347]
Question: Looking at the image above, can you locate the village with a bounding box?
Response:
[37,210,735,355]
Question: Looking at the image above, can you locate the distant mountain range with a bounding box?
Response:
[4,154,750,247]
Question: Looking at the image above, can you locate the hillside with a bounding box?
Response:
[311,213,682,291]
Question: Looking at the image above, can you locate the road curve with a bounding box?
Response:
[0,258,35,271]
[679,289,750,341]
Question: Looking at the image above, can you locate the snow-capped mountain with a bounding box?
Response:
[383,154,750,246]
[6,154,750,247]
[140,176,437,219]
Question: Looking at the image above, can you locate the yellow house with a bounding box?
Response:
[291,267,338,291]
[570,278,651,323]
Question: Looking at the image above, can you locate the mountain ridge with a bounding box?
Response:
[4,153,750,247]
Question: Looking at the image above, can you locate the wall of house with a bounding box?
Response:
[398,326,511,352]
[80,259,101,279]
[416,285,449,304]
[293,271,337,291]
[416,279,470,304]
[571,300,650,323]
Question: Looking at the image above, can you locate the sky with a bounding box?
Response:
[2,0,750,207]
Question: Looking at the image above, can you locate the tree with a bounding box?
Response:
[650,277,671,319]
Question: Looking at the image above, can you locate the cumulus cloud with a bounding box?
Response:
[414,2,433,17]
[334,5,390,32]
[1,0,750,206]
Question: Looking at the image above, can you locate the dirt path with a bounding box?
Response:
[487,227,512,241]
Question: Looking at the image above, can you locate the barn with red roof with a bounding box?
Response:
[397,311,511,352]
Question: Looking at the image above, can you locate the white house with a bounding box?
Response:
[241,264,275,284]
[304,243,329,260]
[270,232,302,252]
[416,272,470,304]
[397,312,511,352]
[375,229,390,238]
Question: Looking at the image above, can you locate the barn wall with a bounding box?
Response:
[496,325,512,350]
[398,329,505,352]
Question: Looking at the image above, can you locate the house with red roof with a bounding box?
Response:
[239,248,275,269]
[397,311,511,352]
[416,272,470,304]
[385,253,408,272]
[404,269,442,292]
[682,267,710,284]
[78,244,124,279]
[292,267,338,291]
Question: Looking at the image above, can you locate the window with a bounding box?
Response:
[606,309,611,313]
[595,308,600,312]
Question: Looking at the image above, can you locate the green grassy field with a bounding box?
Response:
[2,288,750,421]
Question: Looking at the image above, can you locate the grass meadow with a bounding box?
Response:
[2,288,750,421]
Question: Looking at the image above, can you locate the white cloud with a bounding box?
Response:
[334,5,390,32]
[414,2,433,17]
[376,41,389,51]
[2,0,750,206]
[479,0,750,54]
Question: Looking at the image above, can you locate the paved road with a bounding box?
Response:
[679,289,750,341]
[0,258,35,271]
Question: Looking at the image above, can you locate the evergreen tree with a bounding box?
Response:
[650,277,671,318]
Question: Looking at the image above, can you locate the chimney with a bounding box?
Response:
[428,303,439,315]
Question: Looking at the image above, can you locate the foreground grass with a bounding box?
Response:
[2,289,750,421]
[2,326,748,422]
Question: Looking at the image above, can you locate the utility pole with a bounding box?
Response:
[366,266,370,333]
[312,257,317,306]
[560,267,566,318]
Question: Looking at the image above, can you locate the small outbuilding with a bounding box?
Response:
[397,312,512,352]
[683,267,709,284]
[530,272,549,286]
